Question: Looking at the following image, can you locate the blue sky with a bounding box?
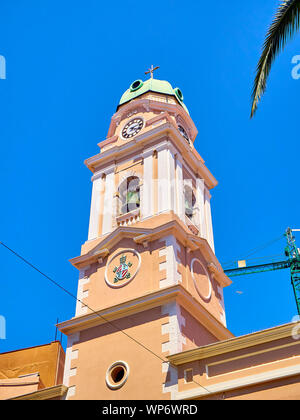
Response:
[0,0,299,352]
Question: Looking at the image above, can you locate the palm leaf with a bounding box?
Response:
[251,0,300,118]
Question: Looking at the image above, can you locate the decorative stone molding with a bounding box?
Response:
[185,215,199,236]
[159,236,182,289]
[207,262,219,278]
[75,269,90,316]
[97,135,118,151]
[10,385,68,400]
[109,97,198,140]
[57,284,233,341]
[134,233,149,248]
[105,361,130,390]
[191,258,212,301]
[116,209,140,227]
[63,332,80,400]
[161,302,186,398]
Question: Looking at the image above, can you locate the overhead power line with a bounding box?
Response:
[222,235,284,268]
[0,240,212,396]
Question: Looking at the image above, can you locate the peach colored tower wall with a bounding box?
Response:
[74,236,226,326]
[64,304,220,400]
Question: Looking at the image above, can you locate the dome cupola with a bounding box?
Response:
[117,77,189,114]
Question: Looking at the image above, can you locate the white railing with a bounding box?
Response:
[116,208,140,227]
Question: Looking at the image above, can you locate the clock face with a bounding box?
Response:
[122,118,143,139]
[178,124,190,143]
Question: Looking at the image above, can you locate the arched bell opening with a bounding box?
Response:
[118,176,140,215]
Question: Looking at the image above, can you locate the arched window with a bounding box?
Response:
[119,176,140,215]
[184,185,196,220]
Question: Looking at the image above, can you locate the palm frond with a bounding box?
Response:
[251,0,300,118]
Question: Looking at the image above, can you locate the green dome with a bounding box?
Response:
[117,78,189,114]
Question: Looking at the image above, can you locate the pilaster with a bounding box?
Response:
[102,165,116,236]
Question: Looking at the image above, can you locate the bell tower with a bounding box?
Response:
[58,74,233,400]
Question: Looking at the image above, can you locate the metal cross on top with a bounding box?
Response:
[145,65,159,79]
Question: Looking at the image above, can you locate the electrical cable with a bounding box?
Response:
[223,253,284,269]
[0,240,213,396]
[222,235,284,268]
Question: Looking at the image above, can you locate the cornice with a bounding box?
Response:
[167,322,298,366]
[84,126,167,171]
[0,378,39,386]
[10,385,68,400]
[97,135,118,150]
[108,97,198,141]
[57,284,233,340]
[70,214,231,288]
[58,286,179,334]
[84,122,217,190]
[176,364,300,400]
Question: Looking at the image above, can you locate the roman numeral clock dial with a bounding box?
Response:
[122,118,143,139]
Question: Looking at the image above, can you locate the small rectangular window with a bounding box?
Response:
[184,368,193,383]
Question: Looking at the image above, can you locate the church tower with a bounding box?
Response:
[58,70,233,400]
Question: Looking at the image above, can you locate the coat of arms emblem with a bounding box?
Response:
[113,255,132,283]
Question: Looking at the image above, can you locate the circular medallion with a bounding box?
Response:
[105,249,141,288]
[191,258,212,301]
